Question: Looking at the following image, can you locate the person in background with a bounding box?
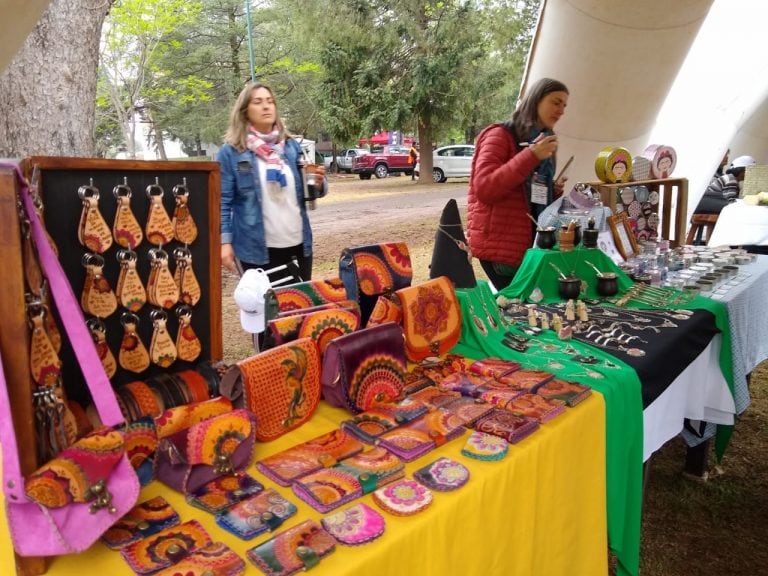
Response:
[467,77,569,290]
[716,148,730,177]
[408,142,419,180]
[693,155,756,215]
[218,81,327,283]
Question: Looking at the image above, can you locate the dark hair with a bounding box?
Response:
[505,78,569,140]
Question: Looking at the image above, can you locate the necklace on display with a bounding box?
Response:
[572,335,646,357]
[466,293,488,336]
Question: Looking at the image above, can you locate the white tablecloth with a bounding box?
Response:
[708,200,768,246]
[643,255,768,460]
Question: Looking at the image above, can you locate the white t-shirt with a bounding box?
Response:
[256,158,303,248]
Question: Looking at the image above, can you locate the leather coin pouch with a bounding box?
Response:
[413,457,470,492]
[461,430,509,461]
[321,503,386,546]
[120,519,212,575]
[246,519,336,576]
[187,472,265,514]
[101,495,180,550]
[373,478,433,516]
[215,488,298,540]
[153,541,246,576]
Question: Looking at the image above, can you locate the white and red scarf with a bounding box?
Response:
[246,126,287,195]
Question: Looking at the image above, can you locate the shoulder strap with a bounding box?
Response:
[2,162,124,428]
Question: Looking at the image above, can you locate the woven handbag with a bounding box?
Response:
[219,338,321,441]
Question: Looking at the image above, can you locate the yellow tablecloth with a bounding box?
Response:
[1,395,607,575]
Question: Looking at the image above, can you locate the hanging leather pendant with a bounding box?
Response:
[149,309,178,368]
[77,179,113,254]
[119,312,151,373]
[172,178,198,245]
[42,298,62,354]
[145,178,175,246]
[27,302,62,386]
[81,253,118,318]
[112,178,144,249]
[116,249,147,312]
[147,248,180,309]
[87,317,118,378]
[172,246,202,306]
[175,305,202,362]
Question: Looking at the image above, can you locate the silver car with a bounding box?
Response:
[416,144,475,183]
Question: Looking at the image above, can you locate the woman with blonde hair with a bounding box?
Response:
[218,81,326,282]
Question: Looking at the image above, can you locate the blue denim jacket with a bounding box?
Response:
[218,138,322,266]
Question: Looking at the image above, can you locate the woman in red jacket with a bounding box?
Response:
[467,78,569,290]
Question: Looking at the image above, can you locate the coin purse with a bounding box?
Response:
[215,488,298,540]
[412,457,470,492]
[372,478,433,516]
[101,495,180,550]
[321,503,386,546]
[460,430,509,461]
[187,472,265,514]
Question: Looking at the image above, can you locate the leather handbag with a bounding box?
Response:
[0,164,140,557]
[266,306,361,355]
[339,242,413,325]
[321,323,407,414]
[396,276,462,362]
[154,408,257,495]
[219,338,321,442]
[264,277,349,321]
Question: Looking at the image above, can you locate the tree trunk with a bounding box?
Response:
[0,0,113,157]
[417,119,432,184]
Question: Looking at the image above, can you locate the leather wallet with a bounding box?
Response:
[376,408,465,461]
[101,495,180,550]
[321,503,386,546]
[120,519,212,575]
[473,408,540,444]
[215,488,298,540]
[256,429,364,486]
[340,397,428,443]
[502,393,567,423]
[153,542,246,576]
[406,385,461,409]
[436,371,492,397]
[535,378,592,407]
[187,472,265,514]
[440,396,495,427]
[246,519,336,576]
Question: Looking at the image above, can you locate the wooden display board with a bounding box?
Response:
[588,177,688,247]
[0,157,222,574]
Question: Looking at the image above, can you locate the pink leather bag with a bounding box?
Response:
[0,164,140,556]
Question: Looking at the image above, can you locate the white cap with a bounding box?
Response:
[731,155,756,169]
[233,268,271,333]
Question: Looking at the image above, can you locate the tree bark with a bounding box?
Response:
[0,0,114,157]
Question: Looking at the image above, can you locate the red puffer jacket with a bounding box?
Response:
[467,124,541,267]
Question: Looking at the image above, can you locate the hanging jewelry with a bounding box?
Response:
[86,317,118,378]
[478,291,499,330]
[147,248,180,309]
[172,177,198,244]
[112,177,143,249]
[466,294,488,336]
[116,249,147,312]
[119,311,151,373]
[81,253,118,318]
[149,309,178,368]
[144,177,175,246]
[172,246,202,306]
[77,179,113,254]
[175,304,202,362]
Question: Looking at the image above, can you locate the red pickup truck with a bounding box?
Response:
[352,146,414,179]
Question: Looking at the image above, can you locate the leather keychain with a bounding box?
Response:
[149,309,178,368]
[81,253,118,318]
[175,305,202,362]
[147,248,180,309]
[116,249,147,312]
[145,177,175,246]
[173,246,202,306]
[112,177,144,249]
[77,179,113,254]
[172,177,198,245]
[119,311,151,373]
[28,300,62,387]
[87,317,118,378]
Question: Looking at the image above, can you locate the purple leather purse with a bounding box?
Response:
[321,322,406,414]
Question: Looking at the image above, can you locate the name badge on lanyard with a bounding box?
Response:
[530,172,548,206]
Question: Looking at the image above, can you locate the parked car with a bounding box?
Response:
[334,148,369,173]
[416,144,475,183]
[352,147,413,179]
